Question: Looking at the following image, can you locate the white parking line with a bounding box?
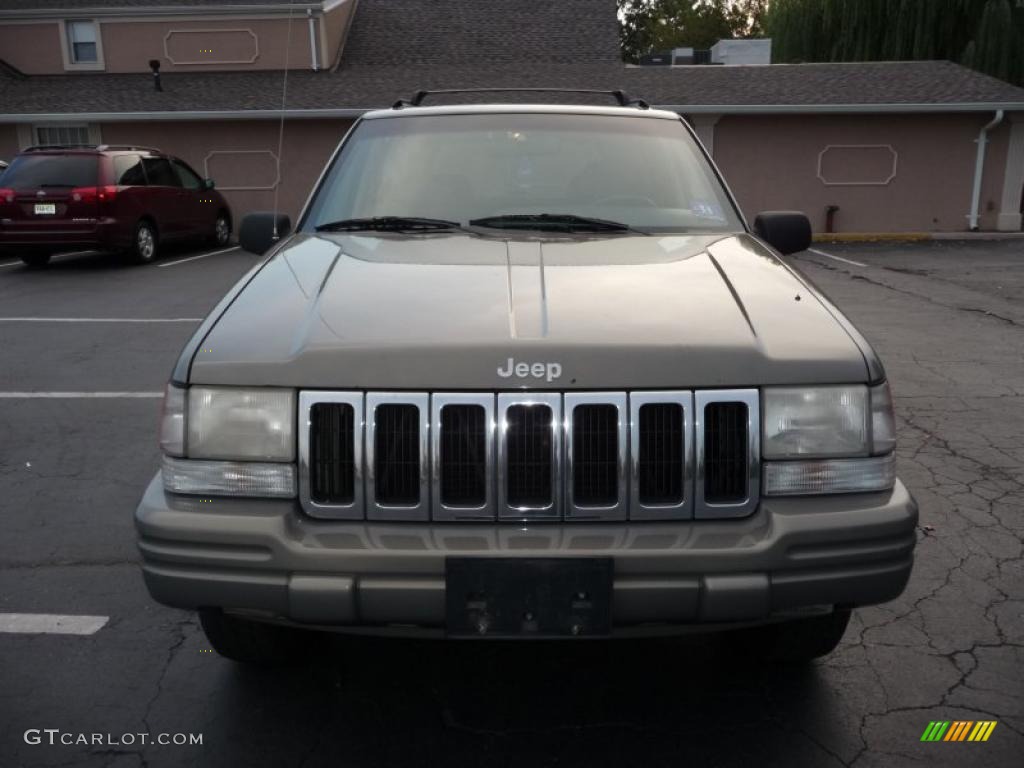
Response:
[0,392,163,398]
[0,317,201,323]
[0,613,108,635]
[158,246,239,268]
[0,251,97,269]
[808,247,868,268]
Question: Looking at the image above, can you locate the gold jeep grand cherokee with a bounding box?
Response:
[135,91,917,664]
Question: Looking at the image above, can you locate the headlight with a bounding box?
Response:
[762,383,897,496]
[159,385,297,499]
[187,386,295,461]
[763,385,869,459]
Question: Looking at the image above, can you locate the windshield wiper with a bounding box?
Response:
[468,213,647,235]
[315,216,465,233]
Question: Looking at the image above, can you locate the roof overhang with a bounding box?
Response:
[659,102,1024,114]
[3,102,1024,123]
[0,3,322,20]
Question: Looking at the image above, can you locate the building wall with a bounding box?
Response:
[0,124,21,163]
[0,16,315,74]
[99,118,352,222]
[711,113,1012,232]
[0,23,64,74]
[321,0,358,68]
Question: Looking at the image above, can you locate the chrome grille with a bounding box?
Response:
[300,390,759,522]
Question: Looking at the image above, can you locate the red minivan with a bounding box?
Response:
[0,145,232,267]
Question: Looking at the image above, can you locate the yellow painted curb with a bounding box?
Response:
[812,232,931,243]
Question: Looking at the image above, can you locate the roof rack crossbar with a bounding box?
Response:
[23,144,161,153]
[392,88,650,110]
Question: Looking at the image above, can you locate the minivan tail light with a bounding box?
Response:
[0,188,14,204]
[71,185,117,204]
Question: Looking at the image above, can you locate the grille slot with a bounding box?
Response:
[309,402,355,504]
[374,404,421,506]
[572,404,619,506]
[505,404,554,508]
[703,402,748,503]
[439,404,487,507]
[637,403,684,505]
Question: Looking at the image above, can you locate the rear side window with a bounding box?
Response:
[171,159,202,190]
[2,155,98,188]
[142,157,179,187]
[114,155,146,186]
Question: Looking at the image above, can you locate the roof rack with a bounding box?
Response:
[392,88,650,110]
[23,144,161,153]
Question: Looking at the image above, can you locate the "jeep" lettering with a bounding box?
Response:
[496,358,563,383]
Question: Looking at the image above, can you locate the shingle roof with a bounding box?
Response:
[0,0,302,9]
[1,0,1023,117]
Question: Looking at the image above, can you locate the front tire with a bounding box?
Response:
[131,220,157,264]
[722,608,851,663]
[199,609,320,665]
[20,252,52,269]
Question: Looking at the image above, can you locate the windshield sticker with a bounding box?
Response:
[690,200,726,221]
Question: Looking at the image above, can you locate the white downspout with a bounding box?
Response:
[969,109,1004,230]
[307,9,319,71]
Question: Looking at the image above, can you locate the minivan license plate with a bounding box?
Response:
[34,203,56,215]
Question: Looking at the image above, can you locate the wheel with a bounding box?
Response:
[721,608,851,663]
[198,609,321,665]
[131,220,157,264]
[211,212,231,247]
[20,252,52,269]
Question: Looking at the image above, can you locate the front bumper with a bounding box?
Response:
[134,474,918,636]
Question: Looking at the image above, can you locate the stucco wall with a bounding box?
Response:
[0,124,21,164]
[710,113,1012,233]
[0,23,64,74]
[0,17,314,74]
[99,118,352,221]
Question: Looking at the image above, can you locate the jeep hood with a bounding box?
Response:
[187,232,878,389]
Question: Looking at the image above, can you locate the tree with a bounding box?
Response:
[619,0,766,63]
[764,0,1024,86]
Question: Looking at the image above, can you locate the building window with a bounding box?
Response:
[34,125,91,147]
[66,20,98,63]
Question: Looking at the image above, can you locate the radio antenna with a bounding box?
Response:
[271,0,298,240]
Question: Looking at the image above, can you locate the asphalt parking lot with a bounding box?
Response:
[0,239,1022,768]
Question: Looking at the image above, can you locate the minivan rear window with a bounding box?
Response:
[2,155,98,188]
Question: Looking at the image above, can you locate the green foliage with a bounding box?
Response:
[619,0,767,63]
[764,0,1024,86]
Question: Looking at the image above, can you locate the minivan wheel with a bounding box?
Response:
[721,608,852,664]
[198,609,321,665]
[211,213,231,247]
[20,252,52,269]
[132,221,157,263]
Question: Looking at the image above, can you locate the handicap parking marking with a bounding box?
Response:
[808,247,868,268]
[0,391,163,398]
[0,613,108,635]
[158,245,240,268]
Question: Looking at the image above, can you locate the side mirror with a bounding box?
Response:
[753,211,812,255]
[202,178,216,190]
[239,212,292,255]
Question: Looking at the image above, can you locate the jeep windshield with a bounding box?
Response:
[301,112,744,235]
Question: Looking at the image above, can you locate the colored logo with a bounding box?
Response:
[920,721,997,742]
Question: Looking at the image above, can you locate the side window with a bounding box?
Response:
[113,155,146,186]
[66,21,98,64]
[142,157,179,188]
[171,159,202,190]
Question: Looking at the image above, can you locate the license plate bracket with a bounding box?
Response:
[446,557,613,638]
